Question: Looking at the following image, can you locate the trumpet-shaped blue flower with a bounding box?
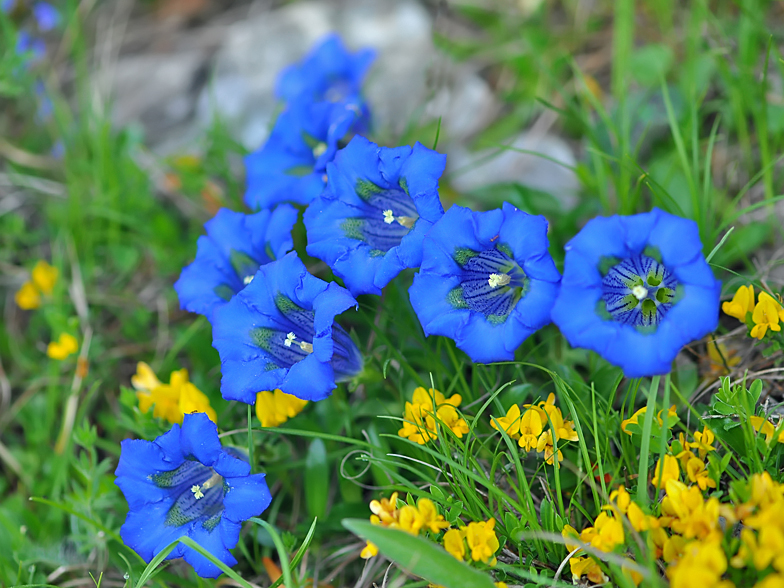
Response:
[276,34,375,125]
[174,206,297,319]
[550,208,721,377]
[244,101,360,210]
[212,252,363,403]
[408,203,561,363]
[115,413,272,579]
[304,136,446,296]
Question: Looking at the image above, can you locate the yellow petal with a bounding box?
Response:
[15,282,41,310]
[31,260,58,295]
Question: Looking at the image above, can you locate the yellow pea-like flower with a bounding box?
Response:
[722,284,755,321]
[47,333,79,360]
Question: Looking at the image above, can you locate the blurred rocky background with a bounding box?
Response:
[101,0,580,206]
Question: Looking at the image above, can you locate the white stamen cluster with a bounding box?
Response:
[632,285,648,301]
[488,273,511,288]
[283,331,313,353]
[243,274,255,285]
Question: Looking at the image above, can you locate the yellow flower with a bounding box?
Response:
[416,498,450,533]
[393,498,448,536]
[755,574,784,588]
[652,455,680,489]
[561,524,581,552]
[134,364,217,424]
[706,340,740,377]
[397,505,422,535]
[494,584,508,588]
[47,333,78,360]
[662,480,722,540]
[692,426,716,459]
[751,291,784,339]
[518,407,544,451]
[536,393,579,442]
[464,518,499,565]
[398,387,467,445]
[608,485,631,514]
[443,528,466,560]
[581,512,624,552]
[14,281,41,310]
[622,407,646,435]
[751,415,777,444]
[491,404,521,439]
[31,260,58,295]
[131,361,162,391]
[666,538,732,588]
[369,492,399,526]
[256,389,308,428]
[360,541,378,559]
[15,260,59,310]
[687,457,716,491]
[536,430,563,464]
[722,284,755,321]
[570,556,607,584]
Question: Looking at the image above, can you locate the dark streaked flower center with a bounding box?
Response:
[448,245,528,325]
[600,254,678,329]
[150,460,226,532]
[340,179,418,255]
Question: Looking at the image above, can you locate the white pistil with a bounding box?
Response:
[299,341,313,353]
[191,485,204,500]
[284,332,297,347]
[632,285,649,301]
[312,142,327,158]
[488,273,511,288]
[382,210,416,229]
[243,274,254,285]
[201,471,223,491]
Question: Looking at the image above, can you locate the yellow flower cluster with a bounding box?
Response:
[723,285,784,340]
[729,472,784,584]
[255,389,308,428]
[15,260,58,310]
[750,415,784,445]
[621,404,677,435]
[443,518,501,566]
[132,362,217,425]
[398,387,469,445]
[491,393,578,464]
[562,486,645,585]
[47,333,78,360]
[360,493,450,559]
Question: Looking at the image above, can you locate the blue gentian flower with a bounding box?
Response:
[16,31,46,62]
[115,413,272,579]
[550,208,721,377]
[244,101,359,210]
[32,2,58,31]
[408,203,561,363]
[304,136,446,296]
[276,34,375,122]
[174,206,298,319]
[212,252,363,403]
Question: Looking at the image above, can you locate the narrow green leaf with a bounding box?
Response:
[305,438,329,518]
[342,519,497,588]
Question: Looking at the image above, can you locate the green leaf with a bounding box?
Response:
[305,438,329,518]
[342,519,497,588]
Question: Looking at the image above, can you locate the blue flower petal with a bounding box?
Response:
[275,34,376,107]
[647,208,703,267]
[566,215,629,262]
[179,412,223,465]
[175,207,297,318]
[33,2,59,30]
[184,526,237,579]
[305,136,446,296]
[224,474,273,523]
[552,209,721,377]
[410,204,560,363]
[115,414,273,579]
[212,252,362,402]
